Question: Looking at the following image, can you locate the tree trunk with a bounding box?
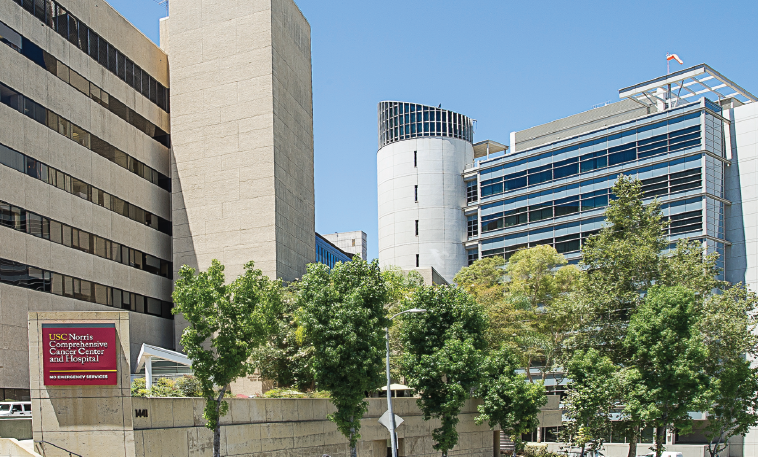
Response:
[626,425,639,457]
[349,415,357,457]
[580,443,586,457]
[654,426,665,457]
[213,386,227,457]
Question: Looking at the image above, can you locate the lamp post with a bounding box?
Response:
[385,308,426,457]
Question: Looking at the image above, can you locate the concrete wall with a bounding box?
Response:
[0,0,174,391]
[322,231,368,260]
[132,397,496,457]
[0,420,32,441]
[378,137,473,283]
[167,0,315,284]
[724,101,758,457]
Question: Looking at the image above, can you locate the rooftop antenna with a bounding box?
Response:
[152,0,168,15]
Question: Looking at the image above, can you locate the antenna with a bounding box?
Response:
[152,0,168,14]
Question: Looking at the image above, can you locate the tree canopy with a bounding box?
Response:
[399,285,488,457]
[297,258,389,456]
[172,260,283,457]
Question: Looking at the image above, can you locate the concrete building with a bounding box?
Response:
[0,0,317,401]
[315,232,351,268]
[321,230,367,260]
[377,101,477,283]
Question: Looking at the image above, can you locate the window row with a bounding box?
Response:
[378,102,474,147]
[480,123,702,198]
[0,257,173,319]
[479,170,702,235]
[0,141,172,236]
[12,0,169,112]
[483,111,702,177]
[480,189,613,234]
[0,81,171,191]
[482,230,600,262]
[0,20,170,148]
[479,210,704,263]
[0,200,172,279]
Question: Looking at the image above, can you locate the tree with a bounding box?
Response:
[560,349,620,457]
[475,346,547,454]
[172,260,283,457]
[454,256,506,309]
[252,286,315,391]
[575,175,668,360]
[297,259,389,457]
[696,284,758,457]
[623,286,708,457]
[399,285,488,457]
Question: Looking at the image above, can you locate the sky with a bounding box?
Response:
[109,0,758,261]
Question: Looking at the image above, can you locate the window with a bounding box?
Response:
[415,220,419,236]
[414,151,417,167]
[467,215,478,237]
[416,254,420,268]
[466,180,478,204]
[467,250,478,266]
[414,185,418,202]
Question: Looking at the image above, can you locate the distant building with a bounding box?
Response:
[315,233,352,268]
[321,231,367,260]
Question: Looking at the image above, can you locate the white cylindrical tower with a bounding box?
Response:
[377,101,474,283]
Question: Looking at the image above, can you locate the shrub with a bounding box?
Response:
[131,378,148,397]
[523,443,548,457]
[263,388,307,398]
[175,376,202,397]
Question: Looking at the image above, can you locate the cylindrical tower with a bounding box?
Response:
[377,101,474,283]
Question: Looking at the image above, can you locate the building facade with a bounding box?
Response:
[321,230,367,260]
[377,101,476,283]
[315,232,352,268]
[0,0,317,401]
[464,64,755,288]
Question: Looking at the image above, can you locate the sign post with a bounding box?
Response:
[41,323,118,386]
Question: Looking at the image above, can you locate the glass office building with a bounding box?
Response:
[315,233,352,269]
[463,65,756,284]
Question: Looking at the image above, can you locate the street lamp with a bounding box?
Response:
[385,308,426,457]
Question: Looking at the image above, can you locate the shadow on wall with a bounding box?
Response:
[725,109,747,285]
[169,149,197,354]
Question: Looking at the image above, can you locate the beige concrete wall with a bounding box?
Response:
[28,312,135,457]
[168,0,315,349]
[132,397,495,457]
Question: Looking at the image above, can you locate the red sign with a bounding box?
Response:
[42,324,118,386]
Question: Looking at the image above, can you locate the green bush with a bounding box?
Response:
[174,376,202,397]
[522,443,548,457]
[264,388,307,398]
[131,378,148,397]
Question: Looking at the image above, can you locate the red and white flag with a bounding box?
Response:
[667,53,684,65]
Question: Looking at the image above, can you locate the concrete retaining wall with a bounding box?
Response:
[0,420,32,442]
[132,397,497,457]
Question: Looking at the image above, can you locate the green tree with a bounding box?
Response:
[560,349,620,457]
[576,175,668,360]
[623,286,708,457]
[382,266,424,380]
[696,284,758,457]
[399,285,488,457]
[454,256,506,309]
[172,260,283,457]
[252,286,315,391]
[475,346,547,453]
[297,259,389,457]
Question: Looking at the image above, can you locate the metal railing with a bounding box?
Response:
[35,440,83,457]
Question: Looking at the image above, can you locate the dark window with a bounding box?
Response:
[415,220,419,236]
[467,216,478,237]
[414,151,417,167]
[466,180,478,204]
[467,250,478,266]
[416,254,420,268]
[414,185,418,202]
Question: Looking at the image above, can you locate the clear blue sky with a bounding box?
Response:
[110,0,758,261]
